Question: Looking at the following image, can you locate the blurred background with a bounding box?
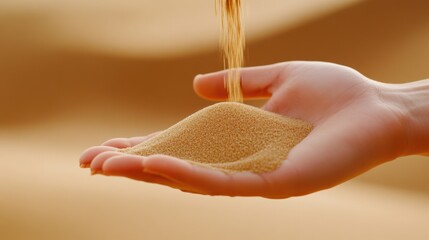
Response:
[1,0,429,239]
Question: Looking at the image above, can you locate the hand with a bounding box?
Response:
[80,61,408,198]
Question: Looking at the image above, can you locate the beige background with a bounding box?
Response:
[1,0,429,239]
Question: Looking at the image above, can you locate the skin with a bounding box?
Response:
[80,61,429,199]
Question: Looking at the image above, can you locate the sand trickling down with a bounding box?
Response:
[121,103,312,173]
[216,0,245,102]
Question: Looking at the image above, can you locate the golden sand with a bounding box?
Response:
[216,0,245,102]
[121,103,312,173]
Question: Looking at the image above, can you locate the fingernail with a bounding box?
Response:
[91,169,103,175]
[80,163,89,168]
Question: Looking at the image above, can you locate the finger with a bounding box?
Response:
[90,151,123,174]
[101,138,132,148]
[79,146,118,168]
[193,63,285,100]
[101,155,197,192]
[142,155,271,197]
[102,131,163,148]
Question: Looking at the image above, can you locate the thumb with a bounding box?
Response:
[193,63,286,101]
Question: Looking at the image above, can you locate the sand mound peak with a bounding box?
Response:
[121,102,312,173]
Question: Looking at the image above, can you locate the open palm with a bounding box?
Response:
[80,61,406,198]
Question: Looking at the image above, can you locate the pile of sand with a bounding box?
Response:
[121,102,312,173]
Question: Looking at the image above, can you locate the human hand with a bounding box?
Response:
[80,61,409,198]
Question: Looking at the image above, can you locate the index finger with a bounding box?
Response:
[101,131,163,148]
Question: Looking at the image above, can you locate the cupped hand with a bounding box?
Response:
[80,61,407,198]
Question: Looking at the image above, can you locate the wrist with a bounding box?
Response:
[381,79,429,156]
